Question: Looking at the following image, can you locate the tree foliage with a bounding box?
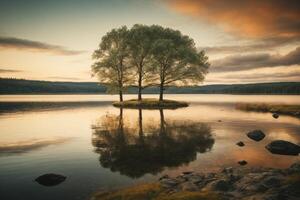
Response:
[150,26,210,100]
[127,24,159,100]
[92,26,133,101]
[91,24,210,101]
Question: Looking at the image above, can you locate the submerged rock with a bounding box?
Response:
[266,140,300,156]
[247,130,265,141]
[35,173,66,186]
[236,141,245,147]
[238,160,248,166]
[272,113,279,119]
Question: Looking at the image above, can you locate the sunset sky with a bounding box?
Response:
[0,0,299,84]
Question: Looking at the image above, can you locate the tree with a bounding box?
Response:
[91,26,132,102]
[127,24,158,101]
[150,27,210,101]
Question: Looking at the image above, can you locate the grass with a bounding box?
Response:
[90,183,220,200]
[236,103,300,118]
[113,98,189,109]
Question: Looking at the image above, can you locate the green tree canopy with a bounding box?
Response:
[150,27,210,101]
[92,26,133,101]
[127,24,159,100]
[91,24,210,102]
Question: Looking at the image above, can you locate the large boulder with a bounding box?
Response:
[35,173,66,186]
[266,140,300,156]
[247,130,265,141]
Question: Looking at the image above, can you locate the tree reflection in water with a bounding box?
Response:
[91,108,214,178]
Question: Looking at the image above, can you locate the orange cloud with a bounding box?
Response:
[165,0,300,38]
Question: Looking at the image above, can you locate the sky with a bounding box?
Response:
[0,0,299,84]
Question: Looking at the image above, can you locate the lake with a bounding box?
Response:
[0,94,299,200]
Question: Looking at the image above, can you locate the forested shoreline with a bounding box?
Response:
[1,78,299,94]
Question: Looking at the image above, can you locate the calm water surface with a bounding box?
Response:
[0,94,299,200]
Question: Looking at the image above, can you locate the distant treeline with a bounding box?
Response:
[0,78,299,94]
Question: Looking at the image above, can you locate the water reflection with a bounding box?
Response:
[91,108,214,178]
[0,137,72,156]
[0,101,110,114]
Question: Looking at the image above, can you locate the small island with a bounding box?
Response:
[113,98,189,109]
[91,25,209,108]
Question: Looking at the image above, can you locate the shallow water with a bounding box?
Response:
[0,94,299,200]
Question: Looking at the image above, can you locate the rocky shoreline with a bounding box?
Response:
[91,162,300,200]
[158,162,300,200]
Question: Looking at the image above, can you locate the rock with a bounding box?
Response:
[206,172,216,179]
[35,173,66,186]
[182,171,193,175]
[244,184,268,193]
[289,162,300,172]
[261,176,282,188]
[218,120,222,122]
[238,160,248,166]
[175,176,188,183]
[222,167,233,174]
[272,113,279,119]
[159,175,169,181]
[266,140,300,156]
[188,174,203,184]
[212,179,230,191]
[160,178,178,188]
[228,174,241,182]
[236,141,245,147]
[247,130,265,141]
[180,182,198,191]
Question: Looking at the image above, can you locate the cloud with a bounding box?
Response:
[0,36,85,55]
[165,0,300,38]
[222,71,300,81]
[0,68,23,73]
[210,46,300,72]
[205,73,300,84]
[205,65,300,84]
[200,36,300,54]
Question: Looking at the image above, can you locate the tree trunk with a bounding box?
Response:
[138,70,142,101]
[119,90,123,102]
[159,82,164,102]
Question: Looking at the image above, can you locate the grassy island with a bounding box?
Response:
[113,98,189,109]
[236,103,300,118]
